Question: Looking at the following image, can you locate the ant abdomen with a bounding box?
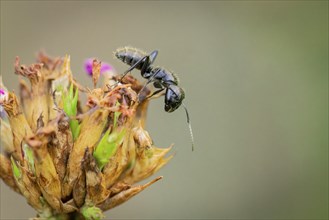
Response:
[114,47,147,70]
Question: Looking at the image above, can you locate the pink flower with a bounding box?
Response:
[84,58,113,76]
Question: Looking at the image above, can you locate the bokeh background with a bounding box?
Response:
[0,1,328,219]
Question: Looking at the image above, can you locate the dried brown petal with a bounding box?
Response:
[2,92,33,161]
[26,127,62,212]
[62,199,78,214]
[14,56,43,84]
[121,121,173,184]
[19,78,31,100]
[112,74,150,97]
[134,100,150,128]
[60,55,73,81]
[47,90,59,121]
[1,91,21,117]
[19,78,33,120]
[73,172,86,208]
[83,148,110,205]
[103,125,134,189]
[110,181,131,195]
[15,57,49,131]
[98,176,162,211]
[30,95,49,132]
[47,113,73,182]
[0,118,14,154]
[37,51,62,71]
[86,88,104,108]
[11,158,44,212]
[62,108,109,198]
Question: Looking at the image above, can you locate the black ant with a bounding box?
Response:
[114,46,195,151]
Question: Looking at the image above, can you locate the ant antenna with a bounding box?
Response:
[182,102,195,151]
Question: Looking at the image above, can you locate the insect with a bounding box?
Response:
[114,46,195,150]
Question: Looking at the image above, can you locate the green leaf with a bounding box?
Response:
[70,119,80,141]
[22,143,35,175]
[93,106,125,170]
[62,84,80,140]
[72,85,79,114]
[69,81,74,99]
[93,128,126,170]
[10,157,21,180]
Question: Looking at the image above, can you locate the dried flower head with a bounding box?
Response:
[0,52,173,219]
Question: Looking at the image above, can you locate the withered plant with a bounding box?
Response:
[0,53,173,219]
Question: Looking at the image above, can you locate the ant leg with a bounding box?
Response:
[146,88,165,100]
[138,78,154,96]
[140,50,158,75]
[149,50,158,64]
[137,68,162,97]
[109,50,157,90]
[121,50,159,81]
[120,56,146,80]
[137,70,162,105]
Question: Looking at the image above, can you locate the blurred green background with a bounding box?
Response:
[0,1,328,219]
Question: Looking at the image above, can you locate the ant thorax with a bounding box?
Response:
[150,67,178,86]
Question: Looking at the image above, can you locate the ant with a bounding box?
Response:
[114,46,195,151]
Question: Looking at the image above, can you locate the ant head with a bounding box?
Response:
[165,85,185,112]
